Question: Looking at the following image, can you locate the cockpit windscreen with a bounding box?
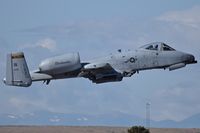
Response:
[140,42,176,51]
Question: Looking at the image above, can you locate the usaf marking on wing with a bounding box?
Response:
[3,42,197,87]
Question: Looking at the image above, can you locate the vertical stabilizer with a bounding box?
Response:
[3,52,32,87]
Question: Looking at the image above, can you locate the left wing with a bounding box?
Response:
[79,62,123,84]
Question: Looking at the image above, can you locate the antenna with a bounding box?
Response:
[146,102,150,129]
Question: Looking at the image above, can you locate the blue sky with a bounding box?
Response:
[0,0,200,122]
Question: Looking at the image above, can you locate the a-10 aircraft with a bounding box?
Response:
[3,42,197,87]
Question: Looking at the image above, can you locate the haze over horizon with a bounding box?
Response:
[0,0,200,125]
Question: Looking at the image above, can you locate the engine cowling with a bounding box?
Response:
[39,53,81,74]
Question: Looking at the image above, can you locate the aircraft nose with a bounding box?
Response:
[185,54,197,64]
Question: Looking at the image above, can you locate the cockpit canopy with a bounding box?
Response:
[140,42,176,51]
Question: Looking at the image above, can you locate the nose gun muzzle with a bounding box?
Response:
[186,54,197,64]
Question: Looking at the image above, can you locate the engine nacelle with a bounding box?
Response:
[169,63,186,71]
[39,53,81,74]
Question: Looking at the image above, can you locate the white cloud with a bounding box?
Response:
[49,118,61,122]
[157,6,200,29]
[155,5,200,57]
[8,97,50,114]
[19,38,57,52]
[7,115,17,119]
[9,97,28,109]
[151,86,200,121]
[77,117,88,121]
[36,38,57,51]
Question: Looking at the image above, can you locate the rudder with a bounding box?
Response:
[3,52,32,87]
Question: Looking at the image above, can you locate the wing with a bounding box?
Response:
[79,62,123,84]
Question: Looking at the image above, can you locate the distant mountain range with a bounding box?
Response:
[0,110,200,128]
